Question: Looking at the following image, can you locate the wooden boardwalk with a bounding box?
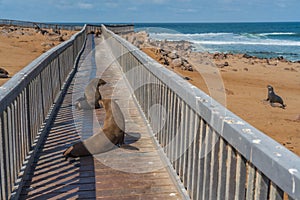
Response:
[19,35,183,199]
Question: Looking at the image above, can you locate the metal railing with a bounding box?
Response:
[0,19,82,30]
[102,26,300,200]
[105,24,134,34]
[0,23,89,199]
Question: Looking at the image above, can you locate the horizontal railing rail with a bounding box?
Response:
[104,24,134,34]
[0,19,82,30]
[102,25,300,200]
[0,23,95,199]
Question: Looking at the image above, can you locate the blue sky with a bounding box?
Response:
[0,0,299,23]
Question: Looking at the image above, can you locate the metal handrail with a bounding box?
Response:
[0,23,88,199]
[102,25,300,200]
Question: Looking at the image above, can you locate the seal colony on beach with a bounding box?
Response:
[63,98,125,158]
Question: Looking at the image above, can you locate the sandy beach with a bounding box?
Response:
[0,25,77,86]
[123,31,300,156]
[1,26,299,156]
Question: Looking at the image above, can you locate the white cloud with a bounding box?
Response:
[152,0,168,3]
[128,7,137,11]
[78,2,93,9]
[275,0,287,7]
[169,7,197,13]
[135,0,169,4]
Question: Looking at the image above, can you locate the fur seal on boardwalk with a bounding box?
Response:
[75,78,107,110]
[64,99,125,158]
[265,85,286,109]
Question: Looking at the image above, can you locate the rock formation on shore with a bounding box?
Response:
[123,31,194,71]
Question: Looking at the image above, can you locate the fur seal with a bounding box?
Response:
[75,78,107,110]
[0,74,9,78]
[64,99,125,158]
[265,85,286,109]
[0,67,9,78]
[0,68,9,75]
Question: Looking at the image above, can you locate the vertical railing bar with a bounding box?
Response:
[20,91,26,167]
[0,112,8,199]
[196,118,206,200]
[186,109,196,195]
[201,124,213,199]
[166,90,174,159]
[11,102,18,184]
[170,92,178,167]
[178,101,187,179]
[269,181,284,200]
[191,115,200,200]
[246,162,256,200]
[161,85,168,147]
[254,170,270,200]
[164,89,173,158]
[225,145,237,200]
[235,154,247,200]
[182,105,191,187]
[164,87,170,152]
[3,110,11,197]
[14,98,21,178]
[7,106,15,193]
[208,130,220,200]
[174,97,182,173]
[25,85,32,151]
[217,138,228,200]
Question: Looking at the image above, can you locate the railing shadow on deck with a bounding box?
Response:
[0,22,95,199]
[0,22,134,199]
[20,81,97,200]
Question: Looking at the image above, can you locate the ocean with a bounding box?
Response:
[134,22,300,62]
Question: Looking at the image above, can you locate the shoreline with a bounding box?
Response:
[123,31,300,156]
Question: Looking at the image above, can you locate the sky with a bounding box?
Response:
[0,0,299,23]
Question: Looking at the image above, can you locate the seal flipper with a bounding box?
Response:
[63,142,92,159]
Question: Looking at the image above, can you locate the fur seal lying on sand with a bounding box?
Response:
[0,67,9,78]
[64,99,125,158]
[75,78,107,110]
[265,85,286,109]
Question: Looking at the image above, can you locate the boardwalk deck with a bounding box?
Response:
[19,35,184,199]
